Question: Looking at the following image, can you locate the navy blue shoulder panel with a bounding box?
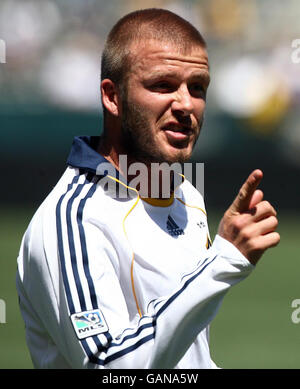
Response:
[67,136,108,175]
[67,136,134,189]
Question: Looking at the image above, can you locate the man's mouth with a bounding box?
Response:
[162,123,193,141]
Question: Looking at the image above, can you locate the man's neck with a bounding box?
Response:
[96,136,175,199]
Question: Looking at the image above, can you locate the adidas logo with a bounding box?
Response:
[166,215,184,237]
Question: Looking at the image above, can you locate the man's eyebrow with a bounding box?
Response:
[145,70,178,80]
[190,71,210,85]
[145,70,210,82]
[189,69,210,79]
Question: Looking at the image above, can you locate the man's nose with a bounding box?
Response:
[171,85,193,116]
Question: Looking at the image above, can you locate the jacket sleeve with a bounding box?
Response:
[18,204,254,369]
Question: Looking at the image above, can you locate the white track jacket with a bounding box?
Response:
[16,136,254,369]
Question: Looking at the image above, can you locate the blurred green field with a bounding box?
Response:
[209,210,300,369]
[0,206,299,369]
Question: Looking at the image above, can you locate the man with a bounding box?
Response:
[16,8,280,369]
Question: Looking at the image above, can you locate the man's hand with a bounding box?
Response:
[218,169,280,265]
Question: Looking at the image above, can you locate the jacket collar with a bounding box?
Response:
[67,136,113,175]
[67,136,179,206]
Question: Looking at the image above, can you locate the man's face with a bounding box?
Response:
[120,39,210,164]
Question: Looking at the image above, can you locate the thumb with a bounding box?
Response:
[230,169,263,214]
[248,189,264,209]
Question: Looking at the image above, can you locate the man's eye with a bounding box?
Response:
[189,84,206,97]
[151,82,175,92]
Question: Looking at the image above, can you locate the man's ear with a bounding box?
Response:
[101,79,121,117]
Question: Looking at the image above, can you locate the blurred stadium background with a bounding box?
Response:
[0,0,299,369]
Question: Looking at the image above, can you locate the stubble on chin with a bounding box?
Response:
[121,103,203,165]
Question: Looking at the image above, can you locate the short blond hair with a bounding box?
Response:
[101,8,206,87]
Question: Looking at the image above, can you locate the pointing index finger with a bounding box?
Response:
[231,169,263,213]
